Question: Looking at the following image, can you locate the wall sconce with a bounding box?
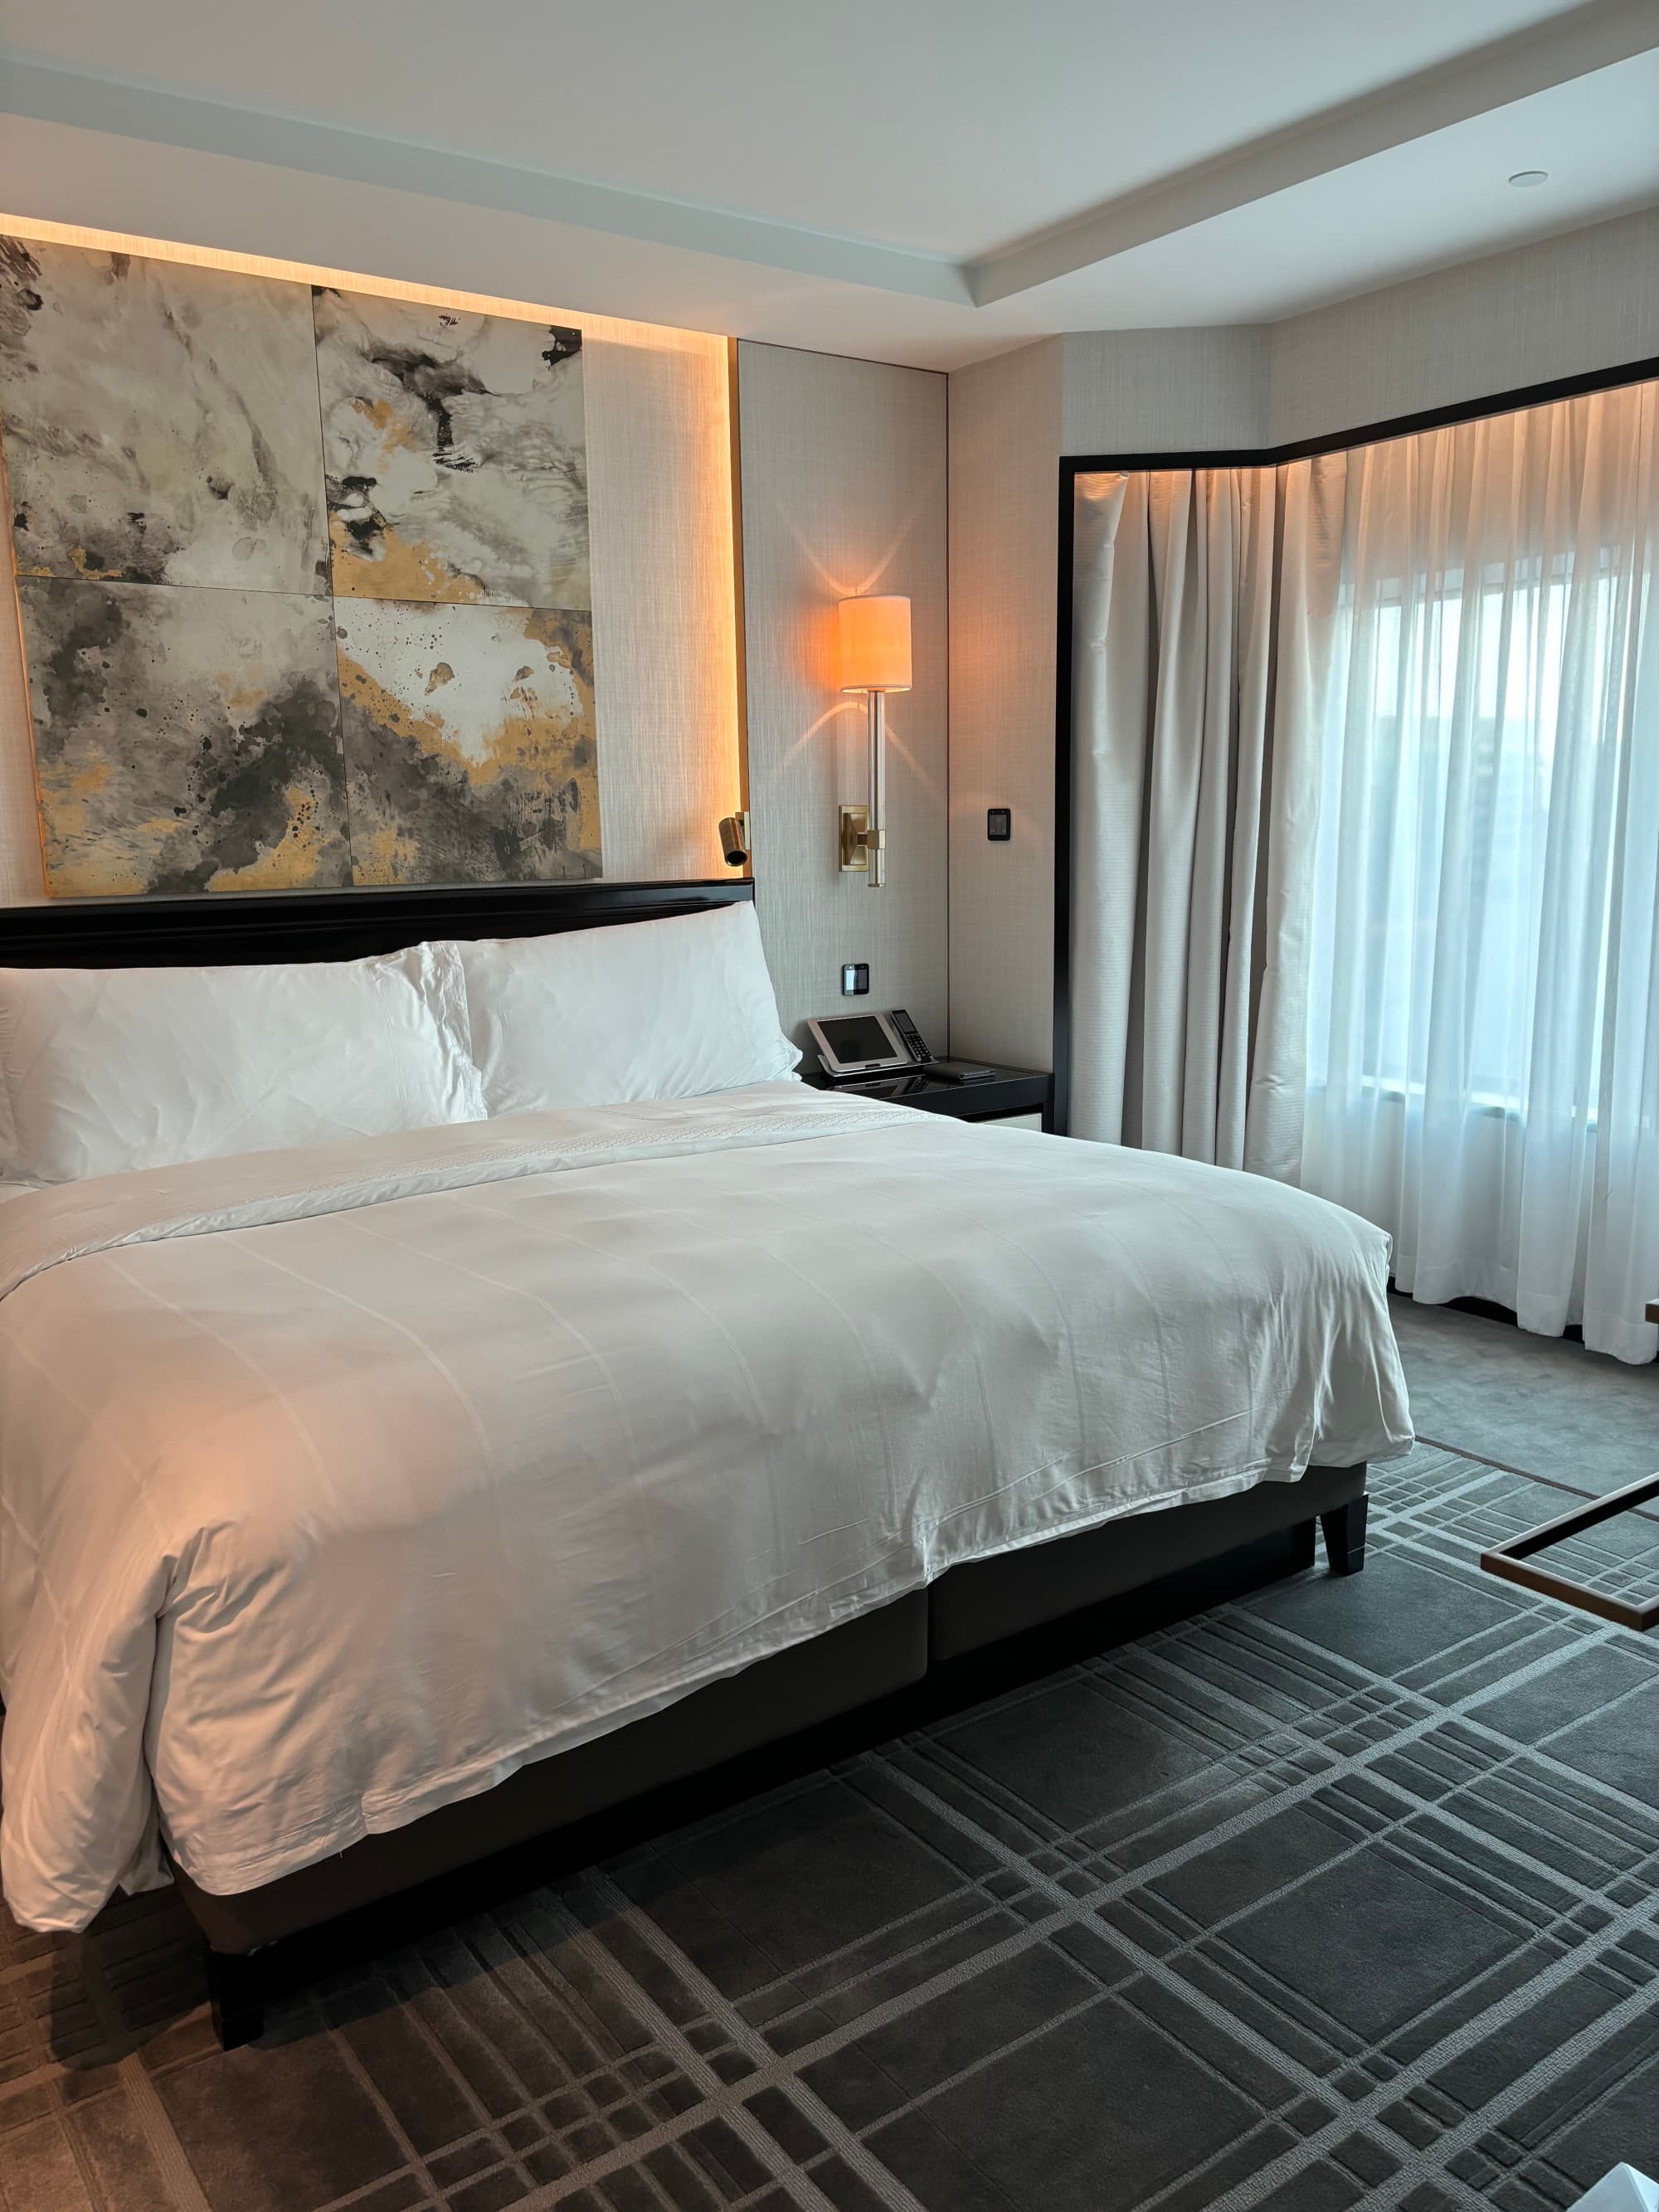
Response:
[837,594,910,889]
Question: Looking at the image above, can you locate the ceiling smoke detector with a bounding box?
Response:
[1508,170,1550,187]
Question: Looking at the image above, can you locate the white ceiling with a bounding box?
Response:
[2,0,1656,368]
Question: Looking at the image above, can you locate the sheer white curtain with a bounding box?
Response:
[1069,379,1659,1363]
[1303,382,1659,1362]
[1069,460,1345,1175]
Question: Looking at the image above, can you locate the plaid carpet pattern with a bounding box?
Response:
[3,1440,1658,2212]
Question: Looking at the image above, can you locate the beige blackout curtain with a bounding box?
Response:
[1068,459,1346,1178]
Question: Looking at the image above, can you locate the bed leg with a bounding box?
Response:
[1320,1496,1368,1577]
[205,1947,267,2050]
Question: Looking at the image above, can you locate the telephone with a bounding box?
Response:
[805,1009,997,1086]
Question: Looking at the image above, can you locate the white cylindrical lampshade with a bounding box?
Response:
[839,595,912,693]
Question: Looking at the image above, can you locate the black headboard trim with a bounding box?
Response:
[0,880,756,970]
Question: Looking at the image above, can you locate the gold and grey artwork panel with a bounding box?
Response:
[17,576,350,897]
[315,289,589,612]
[0,238,328,596]
[0,236,604,898]
[334,597,600,885]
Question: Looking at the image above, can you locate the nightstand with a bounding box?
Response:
[803,1063,1054,1131]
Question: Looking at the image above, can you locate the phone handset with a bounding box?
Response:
[888,1008,934,1065]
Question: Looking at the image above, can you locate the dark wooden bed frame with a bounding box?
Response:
[0,878,1368,2047]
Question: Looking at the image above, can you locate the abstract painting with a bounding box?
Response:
[314,289,589,611]
[0,238,328,596]
[0,240,602,896]
[17,577,349,897]
[335,599,598,883]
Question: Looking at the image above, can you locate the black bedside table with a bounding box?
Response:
[803,1063,1054,1131]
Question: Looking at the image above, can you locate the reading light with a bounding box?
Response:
[837,594,911,889]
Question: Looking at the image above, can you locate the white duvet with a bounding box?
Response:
[0,1085,1411,1932]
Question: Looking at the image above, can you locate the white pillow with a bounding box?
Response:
[457,900,800,1114]
[0,943,486,1184]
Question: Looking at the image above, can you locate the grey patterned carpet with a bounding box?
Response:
[5,1441,1659,2212]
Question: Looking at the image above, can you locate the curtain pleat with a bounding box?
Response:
[1245,454,1346,1182]
[1069,461,1338,1175]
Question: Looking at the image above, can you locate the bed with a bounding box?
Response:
[0,878,1412,2045]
